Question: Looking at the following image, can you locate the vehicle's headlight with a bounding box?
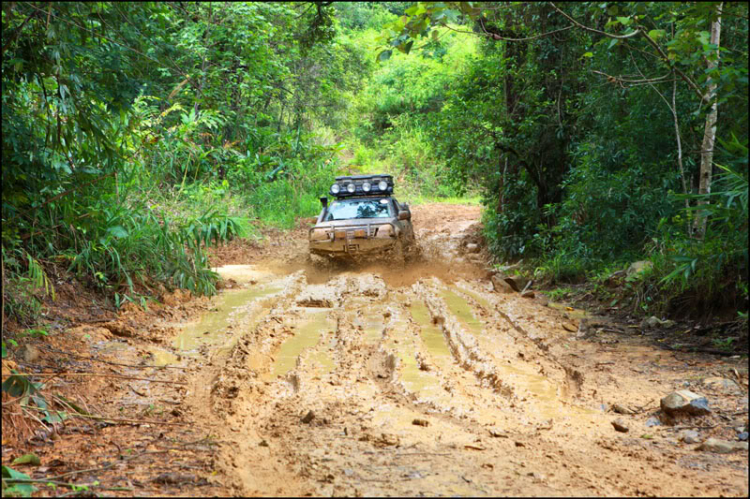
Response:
[378,180,388,191]
[310,229,329,241]
[362,182,371,192]
[330,183,340,194]
[347,183,356,193]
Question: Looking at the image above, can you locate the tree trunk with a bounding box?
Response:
[193,2,213,118]
[694,2,723,238]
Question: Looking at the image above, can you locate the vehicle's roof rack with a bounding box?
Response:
[334,174,393,181]
[330,174,394,197]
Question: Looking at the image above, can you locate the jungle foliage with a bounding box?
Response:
[2,2,748,328]
[373,1,748,316]
[2,2,368,325]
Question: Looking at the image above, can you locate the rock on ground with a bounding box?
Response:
[697,438,749,454]
[679,430,701,444]
[702,377,742,395]
[612,419,629,433]
[660,390,711,417]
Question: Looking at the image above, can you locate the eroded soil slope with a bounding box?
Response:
[3,203,748,497]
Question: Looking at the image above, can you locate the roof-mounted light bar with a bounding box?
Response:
[329,174,394,197]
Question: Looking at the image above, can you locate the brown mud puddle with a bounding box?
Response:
[173,283,282,354]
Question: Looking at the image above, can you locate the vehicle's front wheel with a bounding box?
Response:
[391,240,406,266]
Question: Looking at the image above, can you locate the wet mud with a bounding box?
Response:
[177,204,747,496]
[24,203,746,497]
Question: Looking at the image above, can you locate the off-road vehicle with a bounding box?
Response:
[309,174,416,262]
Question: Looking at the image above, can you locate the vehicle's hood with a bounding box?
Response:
[314,218,396,229]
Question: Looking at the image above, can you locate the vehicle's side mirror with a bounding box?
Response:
[319,196,328,208]
[398,210,410,221]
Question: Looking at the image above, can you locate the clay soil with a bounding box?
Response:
[2,203,748,497]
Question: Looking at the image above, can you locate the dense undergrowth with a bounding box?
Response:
[2,2,349,329]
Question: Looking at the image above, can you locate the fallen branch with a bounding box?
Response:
[40,345,188,370]
[10,372,187,384]
[2,477,132,492]
[669,423,721,430]
[663,346,740,357]
[19,404,205,427]
[52,450,170,481]
[394,452,451,456]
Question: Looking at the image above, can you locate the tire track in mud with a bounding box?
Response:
[168,204,747,497]
[200,274,606,496]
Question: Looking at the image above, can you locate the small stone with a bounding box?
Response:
[697,438,749,454]
[259,440,269,447]
[343,468,354,477]
[520,290,535,299]
[613,403,634,415]
[679,430,701,444]
[528,471,545,481]
[642,316,660,329]
[489,427,508,438]
[503,276,529,293]
[640,316,675,329]
[660,390,711,417]
[491,275,515,294]
[702,377,742,395]
[153,472,196,485]
[412,418,429,427]
[562,322,577,333]
[645,416,662,427]
[301,410,315,424]
[612,419,629,433]
[738,432,748,442]
[514,441,525,447]
[466,243,480,253]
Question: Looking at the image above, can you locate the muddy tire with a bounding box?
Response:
[392,240,406,266]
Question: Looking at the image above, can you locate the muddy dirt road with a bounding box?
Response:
[6,203,747,496]
[183,204,748,496]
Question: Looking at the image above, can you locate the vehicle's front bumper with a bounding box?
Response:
[309,223,398,256]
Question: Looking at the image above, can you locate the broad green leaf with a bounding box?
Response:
[582,52,594,58]
[12,454,41,466]
[616,16,631,26]
[2,465,35,497]
[378,50,392,62]
[648,29,666,40]
[107,226,129,239]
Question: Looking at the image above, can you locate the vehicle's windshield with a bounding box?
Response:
[324,198,392,221]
